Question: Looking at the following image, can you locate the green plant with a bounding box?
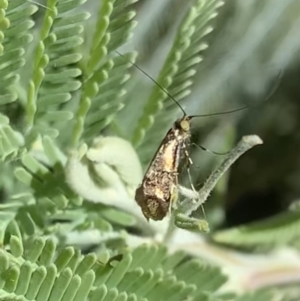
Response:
[0,0,299,300]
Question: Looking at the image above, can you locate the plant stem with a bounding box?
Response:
[179,135,263,217]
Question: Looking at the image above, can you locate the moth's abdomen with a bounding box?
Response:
[134,126,185,221]
[135,174,176,220]
[143,196,170,221]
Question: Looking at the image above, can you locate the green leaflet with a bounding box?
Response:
[24,0,88,138]
[0,0,296,300]
[212,211,300,250]
[132,0,224,163]
[0,1,34,103]
[0,0,32,162]
[0,237,227,301]
[0,125,24,161]
[234,291,275,301]
[72,0,138,146]
[9,135,140,246]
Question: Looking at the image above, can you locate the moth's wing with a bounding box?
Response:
[178,134,192,171]
[173,140,183,186]
[142,127,177,176]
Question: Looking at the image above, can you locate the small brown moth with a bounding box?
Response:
[135,116,192,220]
[134,109,246,221]
[128,59,248,221]
[116,51,278,222]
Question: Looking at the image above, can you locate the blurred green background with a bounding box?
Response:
[116,0,300,229]
[29,0,300,229]
[0,0,299,298]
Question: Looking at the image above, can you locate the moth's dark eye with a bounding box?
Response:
[174,119,182,129]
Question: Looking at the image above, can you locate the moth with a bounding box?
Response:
[134,107,246,221]
[135,115,192,220]
[133,79,250,220]
[115,52,279,222]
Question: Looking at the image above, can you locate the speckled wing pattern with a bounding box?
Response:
[135,120,190,220]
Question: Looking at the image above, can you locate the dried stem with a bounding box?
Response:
[178,135,263,217]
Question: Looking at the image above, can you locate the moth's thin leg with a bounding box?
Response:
[185,154,196,192]
[182,143,195,191]
[183,145,207,220]
[192,142,230,156]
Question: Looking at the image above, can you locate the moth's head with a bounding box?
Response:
[175,116,191,132]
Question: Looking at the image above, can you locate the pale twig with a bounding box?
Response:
[178,135,263,217]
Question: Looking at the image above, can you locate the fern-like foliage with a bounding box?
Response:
[3,136,135,245]
[0,0,142,248]
[0,1,34,104]
[25,0,88,140]
[0,124,24,161]
[212,211,300,250]
[0,0,297,299]
[0,1,35,160]
[0,236,227,301]
[72,0,138,145]
[131,0,224,163]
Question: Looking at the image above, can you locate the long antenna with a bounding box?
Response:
[115,50,187,116]
[116,51,282,119]
[189,105,249,118]
[189,70,282,118]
